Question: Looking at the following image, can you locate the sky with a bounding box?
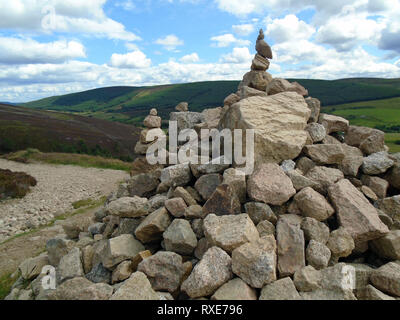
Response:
[0,0,400,102]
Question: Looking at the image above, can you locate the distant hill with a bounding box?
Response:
[0,103,140,161]
[22,78,400,126]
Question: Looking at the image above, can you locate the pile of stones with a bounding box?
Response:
[6,30,400,301]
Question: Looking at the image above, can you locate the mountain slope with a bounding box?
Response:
[22,78,400,126]
[0,103,140,160]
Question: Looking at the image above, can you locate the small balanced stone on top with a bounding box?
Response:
[252,29,273,72]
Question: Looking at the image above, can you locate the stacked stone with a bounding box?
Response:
[7,32,400,302]
[134,108,163,155]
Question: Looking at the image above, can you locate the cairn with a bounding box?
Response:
[134,109,163,155]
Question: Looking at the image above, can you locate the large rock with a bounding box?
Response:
[219,92,311,164]
[259,277,301,300]
[286,169,318,191]
[46,238,72,267]
[276,216,306,277]
[303,144,345,165]
[164,197,187,218]
[376,195,400,225]
[248,163,296,206]
[328,179,389,244]
[301,217,330,244]
[362,152,394,175]
[294,266,322,292]
[163,219,198,255]
[181,247,232,298]
[306,240,331,270]
[345,125,386,155]
[305,166,344,194]
[57,248,84,283]
[127,173,159,197]
[245,202,277,225]
[222,168,246,203]
[137,251,185,293]
[194,174,222,200]
[48,277,113,300]
[318,114,349,134]
[361,175,389,199]
[266,78,308,96]
[370,230,400,260]
[204,214,259,254]
[326,227,355,259]
[239,70,272,92]
[305,123,326,143]
[370,262,400,297]
[357,284,396,300]
[305,97,321,123]
[170,112,205,131]
[173,187,197,206]
[19,253,49,280]
[106,196,149,218]
[102,234,145,269]
[135,207,171,243]
[211,278,257,300]
[386,162,400,189]
[110,272,161,300]
[202,184,241,216]
[86,263,111,284]
[232,236,277,288]
[294,187,335,221]
[160,163,192,187]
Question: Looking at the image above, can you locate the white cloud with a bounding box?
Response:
[115,0,136,11]
[0,37,86,64]
[220,47,252,64]
[232,24,255,36]
[266,15,315,43]
[0,0,140,41]
[110,50,151,69]
[155,34,184,51]
[211,34,250,47]
[180,53,200,63]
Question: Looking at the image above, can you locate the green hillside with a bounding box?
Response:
[22,78,400,126]
[325,97,400,153]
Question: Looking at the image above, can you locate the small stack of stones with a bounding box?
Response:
[252,29,273,72]
[134,109,163,155]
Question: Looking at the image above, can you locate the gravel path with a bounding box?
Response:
[0,159,129,243]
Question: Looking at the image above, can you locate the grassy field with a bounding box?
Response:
[324,97,400,153]
[2,149,133,172]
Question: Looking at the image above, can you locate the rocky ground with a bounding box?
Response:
[0,159,129,243]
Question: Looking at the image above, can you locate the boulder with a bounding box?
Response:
[46,238,72,267]
[48,277,113,300]
[223,93,240,107]
[170,112,205,131]
[326,227,355,259]
[194,174,222,200]
[184,205,205,219]
[305,97,321,123]
[143,115,161,128]
[202,184,241,216]
[305,166,344,194]
[232,236,277,288]
[239,86,268,99]
[164,197,187,218]
[176,102,189,112]
[286,169,318,191]
[306,240,331,270]
[110,272,161,300]
[328,179,389,244]
[370,230,400,260]
[362,152,394,175]
[361,175,389,199]
[318,113,349,134]
[303,144,345,165]
[276,216,306,277]
[257,221,276,237]
[211,278,257,300]
[163,219,198,255]
[305,123,326,143]
[127,173,159,197]
[294,187,335,221]
[106,196,149,218]
[239,70,271,91]
[266,78,308,96]
[160,163,192,187]
[219,92,311,164]
[112,261,133,284]
[376,195,400,224]
[173,187,197,206]
[345,126,385,155]
[301,217,330,244]
[102,234,145,269]
[293,266,322,292]
[245,202,277,225]
[386,162,400,189]
[248,163,296,206]
[358,284,396,300]
[86,263,111,284]
[370,262,400,297]
[137,251,185,293]
[19,253,49,280]
[181,247,232,298]
[203,214,259,253]
[222,168,246,203]
[58,248,84,283]
[259,277,301,300]
[135,207,172,243]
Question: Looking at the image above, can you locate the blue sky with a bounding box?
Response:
[0,0,399,102]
